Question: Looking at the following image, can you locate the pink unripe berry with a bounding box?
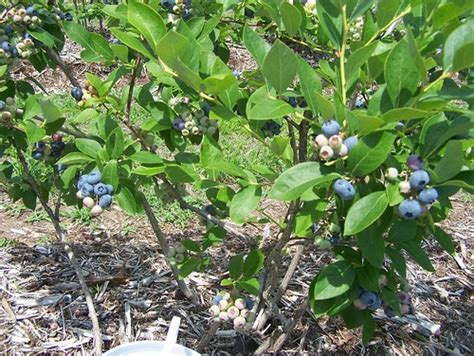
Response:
[76,190,84,199]
[315,134,328,147]
[51,133,62,142]
[209,305,220,317]
[329,135,343,150]
[83,197,95,209]
[399,181,411,194]
[219,311,229,321]
[233,316,246,329]
[398,291,411,305]
[337,144,349,157]
[319,146,334,161]
[234,298,245,310]
[91,205,103,216]
[386,167,399,182]
[400,304,410,315]
[219,300,229,311]
[378,274,387,289]
[227,306,240,320]
[353,298,367,310]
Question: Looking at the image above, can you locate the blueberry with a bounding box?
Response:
[333,179,355,200]
[212,295,223,305]
[398,199,422,220]
[244,8,255,18]
[182,8,191,19]
[34,141,46,150]
[57,164,67,173]
[173,117,185,131]
[310,222,318,234]
[329,236,340,246]
[359,291,380,310]
[321,120,341,137]
[105,184,114,195]
[94,183,109,196]
[0,100,5,110]
[80,183,94,197]
[202,103,212,116]
[287,97,298,108]
[1,42,10,52]
[407,154,423,171]
[51,141,65,153]
[86,171,102,185]
[344,136,358,151]
[10,47,18,58]
[4,25,13,36]
[111,38,121,45]
[245,297,254,310]
[161,0,176,8]
[26,6,38,16]
[232,70,242,78]
[418,188,438,204]
[409,170,430,191]
[32,150,43,160]
[99,194,112,209]
[355,99,365,108]
[71,87,83,101]
[77,175,88,189]
[204,204,215,215]
[64,13,73,21]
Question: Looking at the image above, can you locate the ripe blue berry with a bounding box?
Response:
[333,179,355,200]
[32,150,43,160]
[64,13,73,21]
[409,170,430,191]
[80,183,95,198]
[77,175,88,189]
[287,97,297,108]
[34,141,46,150]
[418,188,438,204]
[212,295,223,305]
[99,194,112,209]
[204,204,216,215]
[355,99,365,108]
[310,222,318,234]
[245,297,254,310]
[329,236,340,246]
[86,171,102,185]
[407,154,423,171]
[4,25,13,36]
[343,136,358,151]
[26,6,38,16]
[321,120,341,137]
[173,117,185,131]
[182,8,191,19]
[359,291,380,310]
[161,0,176,8]
[398,199,422,220]
[1,42,10,52]
[0,100,5,110]
[51,141,65,153]
[94,183,108,196]
[202,103,212,116]
[105,184,114,195]
[70,87,83,101]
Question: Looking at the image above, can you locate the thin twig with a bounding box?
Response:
[196,320,221,353]
[43,47,81,88]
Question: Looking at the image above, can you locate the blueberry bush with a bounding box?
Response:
[0,0,473,352]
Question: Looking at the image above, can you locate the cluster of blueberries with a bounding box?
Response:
[31,133,65,161]
[70,81,98,106]
[161,0,192,20]
[173,110,218,137]
[0,4,72,62]
[397,154,439,220]
[209,292,255,331]
[315,120,358,161]
[0,97,17,126]
[261,120,282,138]
[76,171,113,216]
[310,222,341,246]
[166,241,187,265]
[286,95,307,109]
[355,285,413,317]
[348,16,364,42]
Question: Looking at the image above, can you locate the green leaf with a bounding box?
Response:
[316,0,343,48]
[347,131,396,176]
[281,2,302,36]
[313,260,355,300]
[64,22,113,62]
[434,140,464,182]
[262,40,297,94]
[344,192,389,236]
[386,247,406,278]
[433,226,455,255]
[179,258,201,278]
[220,278,233,286]
[243,26,270,67]
[386,181,404,207]
[102,160,119,190]
[357,231,385,267]
[381,108,432,122]
[57,152,94,165]
[229,185,262,224]
[242,250,264,280]
[384,39,421,106]
[202,74,236,95]
[129,151,163,165]
[27,28,55,48]
[376,0,400,28]
[115,186,138,214]
[433,1,474,29]
[229,254,243,280]
[60,166,78,189]
[39,98,62,122]
[165,165,198,183]
[106,127,125,159]
[362,312,376,345]
[399,239,435,272]
[247,98,294,121]
[443,19,474,72]
[269,162,340,201]
[128,0,166,52]
[298,58,322,115]
[236,278,260,295]
[111,28,154,58]
[181,239,201,253]
[75,139,102,158]
[346,42,377,88]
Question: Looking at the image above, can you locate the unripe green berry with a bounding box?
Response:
[329,223,341,234]
[184,121,194,130]
[175,253,185,263]
[338,144,349,157]
[209,305,220,317]
[175,242,186,254]
[378,274,387,289]
[219,299,229,311]
[233,316,246,329]
[399,181,411,194]
[319,146,334,161]
[181,129,190,136]
[222,292,231,301]
[207,126,216,135]
[329,135,343,150]
[234,298,245,310]
[353,298,367,310]
[167,246,176,258]
[315,134,328,147]
[386,167,399,182]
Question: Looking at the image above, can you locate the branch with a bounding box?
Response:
[13,140,103,355]
[43,47,81,88]
[125,57,142,123]
[196,320,221,353]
